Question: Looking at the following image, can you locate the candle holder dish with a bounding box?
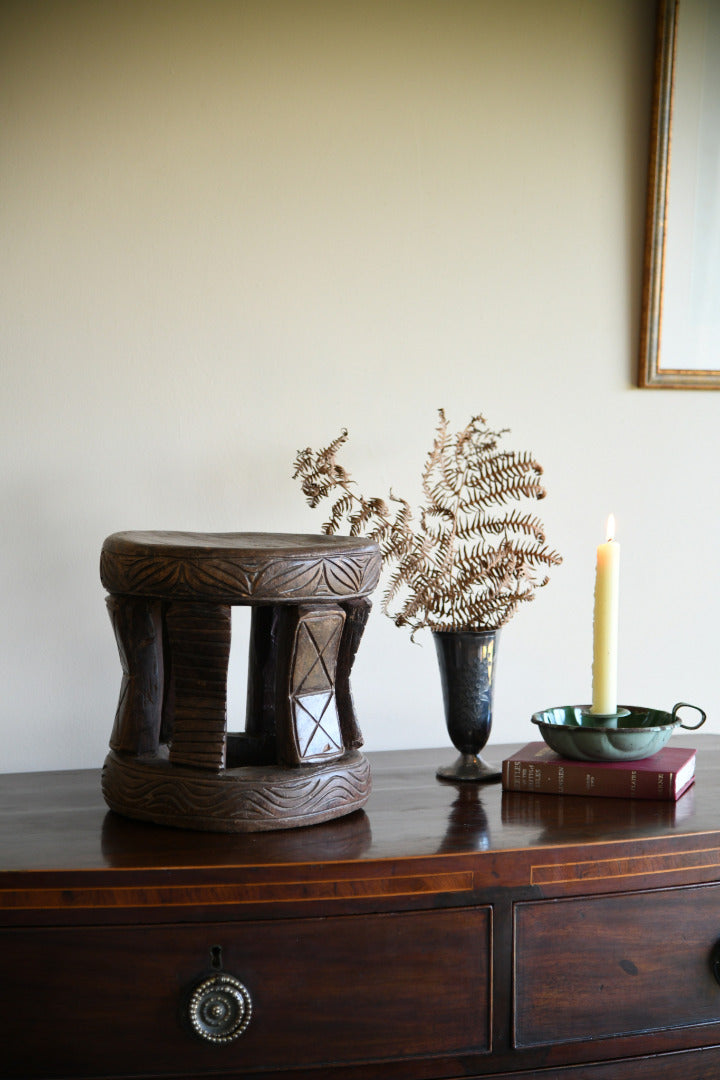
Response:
[531,702,706,762]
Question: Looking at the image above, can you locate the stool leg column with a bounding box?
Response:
[336,597,372,750]
[244,605,278,758]
[274,604,347,766]
[106,594,164,757]
[165,601,231,771]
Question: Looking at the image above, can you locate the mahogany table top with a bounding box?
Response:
[1,737,717,874]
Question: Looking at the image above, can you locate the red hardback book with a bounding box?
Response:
[501,742,696,801]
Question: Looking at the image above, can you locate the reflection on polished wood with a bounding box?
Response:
[0,739,713,872]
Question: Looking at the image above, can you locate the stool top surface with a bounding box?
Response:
[101,531,381,603]
[104,530,377,558]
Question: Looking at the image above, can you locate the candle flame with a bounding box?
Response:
[606,513,616,542]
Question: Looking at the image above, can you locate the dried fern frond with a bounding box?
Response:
[293,410,562,634]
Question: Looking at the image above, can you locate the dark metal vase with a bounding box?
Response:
[433,629,501,782]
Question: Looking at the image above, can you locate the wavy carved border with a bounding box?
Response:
[102,750,372,832]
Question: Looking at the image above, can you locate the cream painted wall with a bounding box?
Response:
[2,0,718,775]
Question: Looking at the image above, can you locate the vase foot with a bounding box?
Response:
[436,753,501,783]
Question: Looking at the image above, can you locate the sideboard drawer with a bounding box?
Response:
[3,906,490,1078]
[514,883,720,1047]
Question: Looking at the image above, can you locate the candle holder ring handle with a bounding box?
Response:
[671,702,706,730]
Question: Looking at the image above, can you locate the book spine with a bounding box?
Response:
[502,758,682,800]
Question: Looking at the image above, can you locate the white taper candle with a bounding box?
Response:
[591,514,620,715]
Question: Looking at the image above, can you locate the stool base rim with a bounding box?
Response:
[101,748,371,833]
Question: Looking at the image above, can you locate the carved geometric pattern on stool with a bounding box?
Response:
[294,691,343,760]
[290,610,345,761]
[292,614,344,694]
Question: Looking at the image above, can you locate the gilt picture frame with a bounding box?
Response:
[638,0,720,389]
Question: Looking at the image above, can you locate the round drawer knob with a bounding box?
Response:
[710,941,720,987]
[188,973,253,1044]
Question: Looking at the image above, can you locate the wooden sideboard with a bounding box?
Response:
[4,739,720,1079]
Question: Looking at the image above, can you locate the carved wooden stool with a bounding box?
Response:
[100,531,380,832]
